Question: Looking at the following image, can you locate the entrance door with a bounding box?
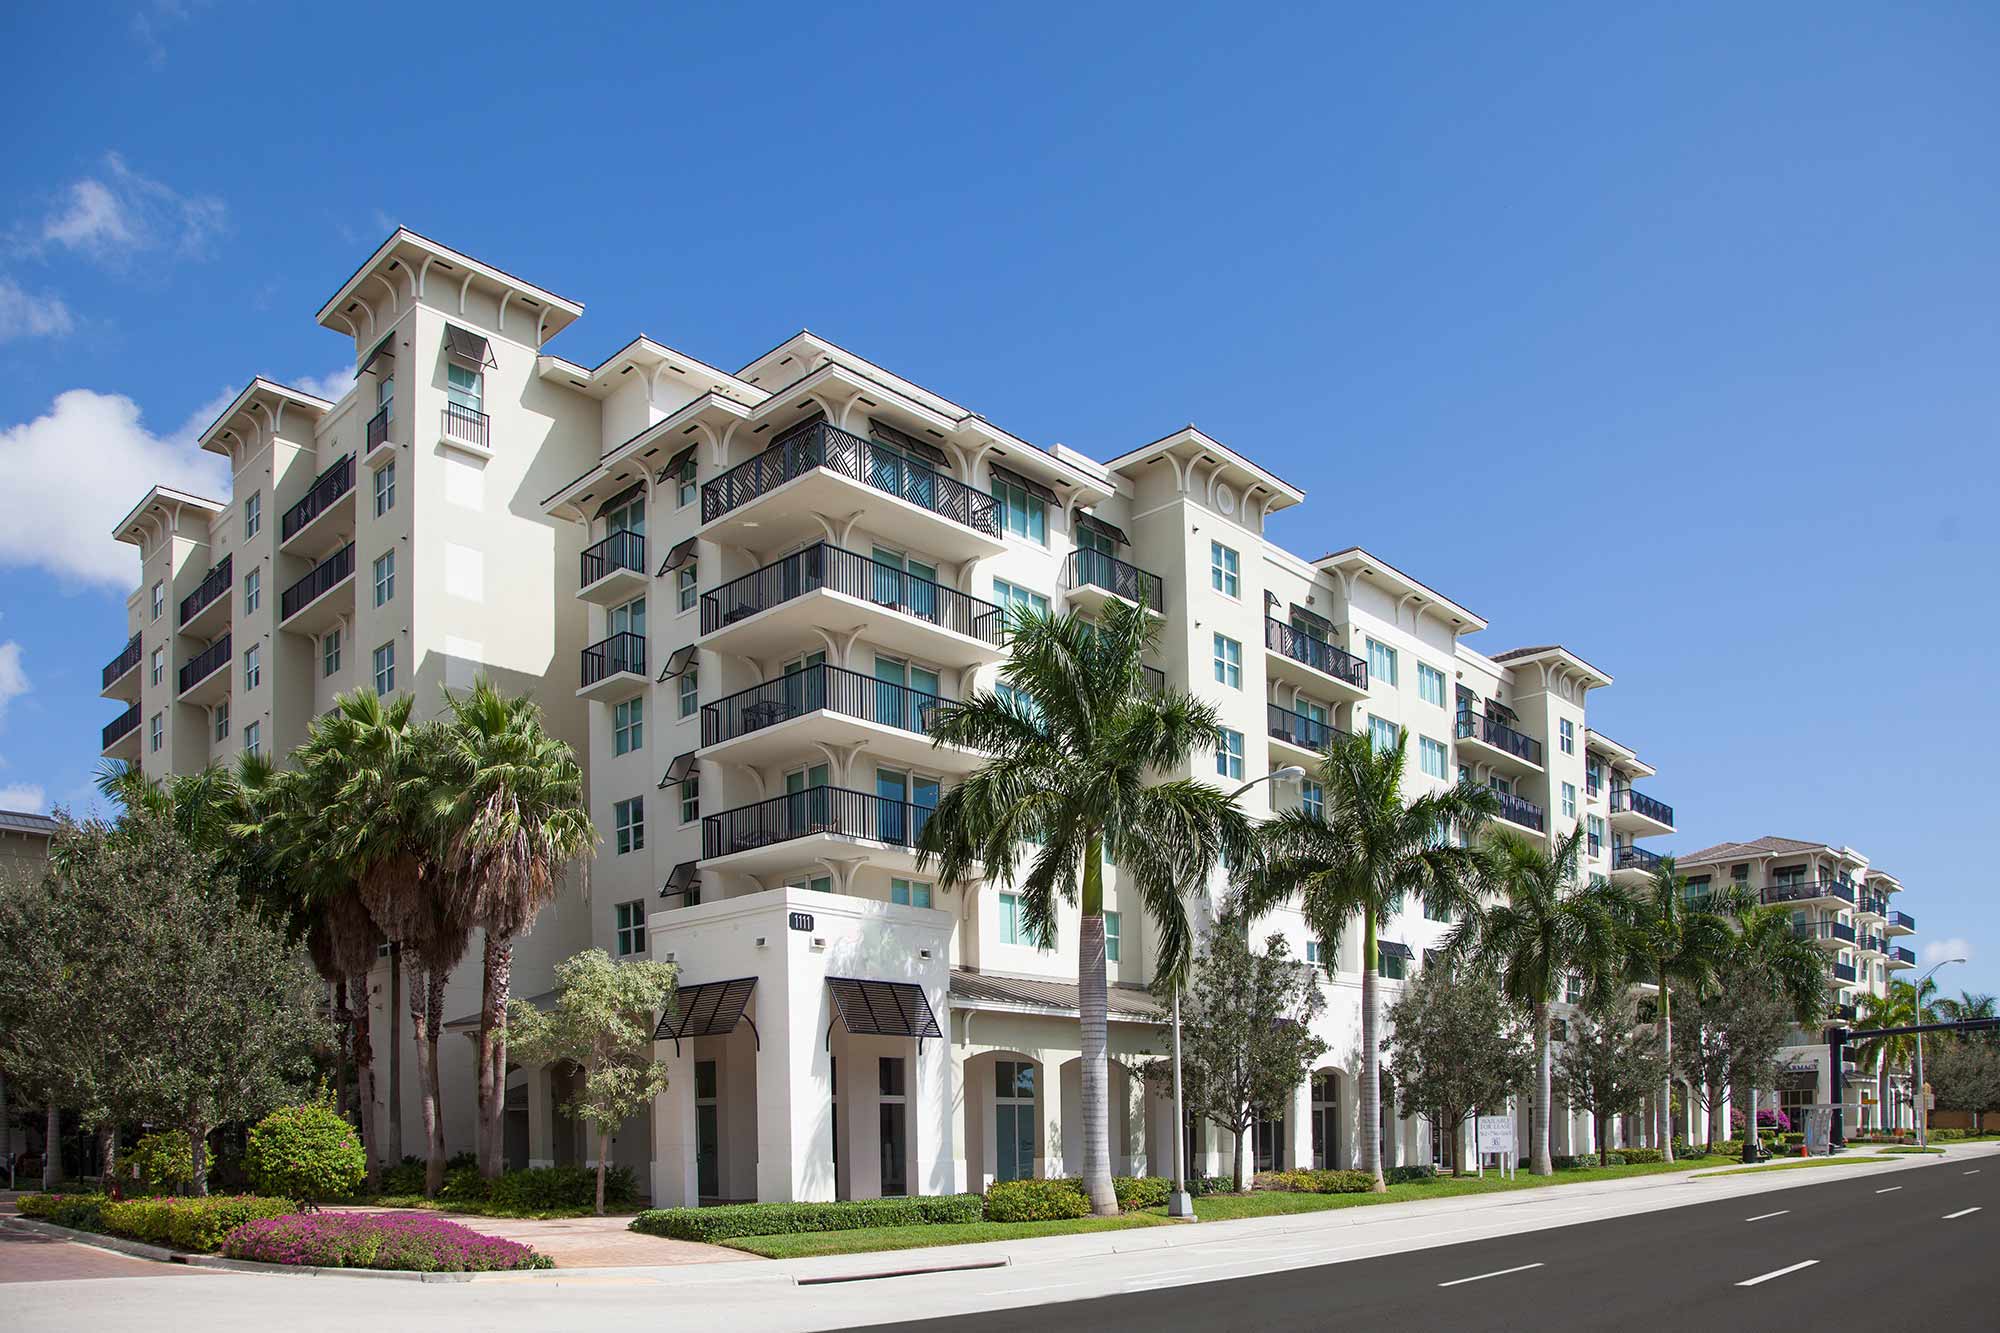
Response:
[695,1059,720,1198]
[782,650,826,720]
[1311,1073,1339,1169]
[787,763,830,836]
[874,655,909,730]
[1254,1115,1285,1173]
[995,1061,1036,1182]
[879,1057,908,1197]
[876,767,908,844]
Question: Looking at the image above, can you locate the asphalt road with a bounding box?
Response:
[838,1157,1997,1333]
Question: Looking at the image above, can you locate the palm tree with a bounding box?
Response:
[1239,729,1496,1190]
[919,601,1254,1216]
[1730,902,1831,1027]
[1933,991,1997,1025]
[1449,826,1626,1174]
[1853,977,1937,1134]
[433,677,596,1177]
[1622,859,1744,1161]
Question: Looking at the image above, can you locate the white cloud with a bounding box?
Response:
[288,366,358,406]
[0,275,76,341]
[1922,937,1974,966]
[130,1,205,69]
[0,783,46,813]
[30,153,226,267]
[0,640,25,723]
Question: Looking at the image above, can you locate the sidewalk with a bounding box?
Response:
[319,1205,753,1269]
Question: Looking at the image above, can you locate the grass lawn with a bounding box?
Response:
[1876,1146,1946,1155]
[1695,1155,1896,1178]
[723,1212,1172,1259]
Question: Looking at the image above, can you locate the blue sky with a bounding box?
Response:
[2,3,1995,993]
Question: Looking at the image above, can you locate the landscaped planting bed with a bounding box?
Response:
[632,1194,983,1243]
[17,1192,294,1253]
[221,1212,552,1271]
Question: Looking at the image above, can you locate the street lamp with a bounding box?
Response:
[1912,957,1963,1147]
[1167,763,1307,1219]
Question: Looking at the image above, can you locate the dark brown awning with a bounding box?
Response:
[827,978,941,1044]
[1077,511,1129,546]
[655,977,757,1051]
[989,463,1056,506]
[1289,605,1333,637]
[358,335,395,377]
[868,418,949,470]
[1379,940,1415,962]
[654,643,696,682]
[660,859,700,901]
[658,536,696,573]
[659,444,697,480]
[658,750,696,789]
[443,324,496,369]
[593,480,645,519]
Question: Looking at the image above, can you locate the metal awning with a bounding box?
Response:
[655,977,758,1052]
[1077,511,1129,547]
[357,335,395,377]
[1289,605,1333,637]
[827,978,942,1047]
[657,444,697,482]
[989,463,1056,505]
[1379,941,1415,961]
[660,859,700,901]
[443,324,496,369]
[868,418,949,471]
[657,750,696,789]
[593,480,645,519]
[655,643,696,682]
[657,536,697,574]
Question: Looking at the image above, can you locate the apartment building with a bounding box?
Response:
[1674,836,1918,1133]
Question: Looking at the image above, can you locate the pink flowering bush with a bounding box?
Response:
[221,1212,553,1271]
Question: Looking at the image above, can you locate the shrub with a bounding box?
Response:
[222,1212,552,1271]
[1551,1155,1587,1170]
[379,1156,426,1196]
[129,1132,194,1196]
[96,1194,294,1253]
[1111,1175,1169,1210]
[1616,1148,1662,1164]
[1932,1128,1968,1142]
[1602,1152,1626,1166]
[485,1165,640,1212]
[634,1194,983,1243]
[244,1101,366,1206]
[984,1178,1091,1223]
[1385,1164,1436,1185]
[1256,1168,1375,1194]
[438,1164,489,1203]
[17,1193,107,1231]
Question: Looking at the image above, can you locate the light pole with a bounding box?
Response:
[1167,764,1307,1219]
[1912,957,1963,1146]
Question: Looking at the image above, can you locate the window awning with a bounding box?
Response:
[1289,605,1333,637]
[657,536,697,574]
[1077,511,1129,547]
[593,480,645,519]
[658,750,696,789]
[868,418,950,471]
[654,977,758,1052]
[827,977,941,1046]
[443,324,496,369]
[989,463,1056,505]
[1379,941,1415,961]
[660,859,700,901]
[657,444,697,482]
[357,335,395,377]
[654,643,696,682]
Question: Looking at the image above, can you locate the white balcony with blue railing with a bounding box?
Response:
[698,663,984,775]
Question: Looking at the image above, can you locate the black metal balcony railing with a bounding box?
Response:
[102,633,142,689]
[1495,790,1546,832]
[1857,893,1888,917]
[1067,549,1165,613]
[703,786,935,861]
[1890,910,1916,932]
[103,703,141,750]
[1795,920,1857,945]
[280,542,356,621]
[178,554,232,626]
[701,543,1002,645]
[1143,665,1166,694]
[580,529,646,589]
[365,406,390,454]
[1892,945,1917,966]
[1264,618,1368,691]
[581,631,647,689]
[1833,962,1858,984]
[1456,710,1545,767]
[177,633,231,695]
[281,454,355,543]
[442,402,490,449]
[1615,843,1662,873]
[1759,879,1857,907]
[701,421,999,536]
[1856,933,1886,954]
[703,662,950,748]
[1610,786,1675,827]
[1267,702,1344,753]
[1835,1003,1859,1023]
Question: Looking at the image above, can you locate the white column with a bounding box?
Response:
[526,1064,555,1169]
[916,1032,952,1196]
[760,977,834,1202]
[649,1040,697,1208]
[1288,1079,1313,1174]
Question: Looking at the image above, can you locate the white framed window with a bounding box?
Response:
[1559,718,1575,754]
[676,565,697,613]
[242,720,260,757]
[446,363,483,413]
[613,697,644,755]
[243,567,260,614]
[374,460,396,516]
[1587,813,1605,849]
[1307,939,1326,967]
[615,900,647,957]
[999,892,1047,948]
[676,456,697,509]
[1212,633,1242,689]
[1366,638,1398,687]
[1301,779,1324,819]
[214,699,229,742]
[149,646,164,686]
[373,550,395,606]
[613,796,645,854]
[1104,910,1121,962]
[244,491,262,540]
[1417,662,1446,707]
[243,644,261,690]
[890,878,933,909]
[323,629,341,677]
[1379,951,1409,981]
[1215,728,1245,780]
[678,672,698,719]
[376,372,395,422]
[1368,715,1400,754]
[1561,782,1577,819]
[149,712,163,752]
[1419,735,1448,779]
[991,472,1047,544]
[992,578,1051,616]
[1210,541,1239,597]
[680,773,700,825]
[151,581,164,621]
[373,641,395,694]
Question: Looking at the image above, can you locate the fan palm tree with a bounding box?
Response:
[918,600,1255,1216]
[1853,977,1937,1133]
[433,676,596,1176]
[1238,729,1497,1191]
[1622,859,1745,1161]
[1933,991,1997,1025]
[1729,902,1831,1026]
[1448,826,1627,1174]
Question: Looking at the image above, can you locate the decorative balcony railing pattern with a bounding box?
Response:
[102,633,142,689]
[1066,549,1165,613]
[281,455,354,543]
[1759,879,1856,907]
[442,403,489,450]
[702,663,949,749]
[701,544,1001,645]
[280,542,356,621]
[1267,702,1344,753]
[1614,843,1662,873]
[703,786,934,861]
[580,530,646,588]
[581,631,647,688]
[700,421,999,536]
[365,406,390,454]
[1495,790,1547,832]
[1456,710,1544,766]
[103,704,141,750]
[177,633,231,695]
[1264,618,1368,690]
[1610,786,1675,827]
[178,555,232,626]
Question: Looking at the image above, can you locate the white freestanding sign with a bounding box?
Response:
[1476,1114,1516,1179]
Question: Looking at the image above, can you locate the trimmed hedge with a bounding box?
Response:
[100,1194,298,1253]
[1614,1148,1662,1165]
[17,1193,107,1231]
[633,1194,983,1243]
[489,1165,639,1212]
[985,1179,1091,1222]
[1256,1168,1376,1194]
[1385,1164,1436,1184]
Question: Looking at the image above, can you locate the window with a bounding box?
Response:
[1212,633,1242,689]
[991,471,1047,543]
[676,456,697,509]
[1419,736,1448,779]
[1306,939,1325,967]
[680,773,700,825]
[615,900,647,957]
[243,644,261,690]
[151,581,164,621]
[1587,813,1605,856]
[999,892,1046,948]
[243,491,262,540]
[214,700,229,742]
[1368,715,1399,754]
[613,796,645,854]
[1424,897,1452,924]
[447,363,484,413]
[374,460,396,516]
[323,629,341,677]
[372,641,395,694]
[373,550,395,606]
[1559,718,1574,754]
[1104,910,1122,962]
[377,371,395,422]
[992,578,1051,617]
[149,647,164,686]
[242,720,260,757]
[243,567,260,614]
[1379,951,1409,981]
[613,697,644,755]
[1561,782,1577,819]
[1210,541,1240,597]
[1215,728,1244,780]
[149,712,163,752]
[676,565,697,613]
[1585,758,1603,797]
[1366,639,1398,687]
[1417,662,1446,707]
[678,671,698,720]
[1552,1018,1569,1043]
[890,878,933,909]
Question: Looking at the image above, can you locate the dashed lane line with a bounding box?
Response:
[1942,1207,1982,1220]
[1737,1260,1818,1288]
[1743,1211,1789,1222]
[1437,1263,1545,1288]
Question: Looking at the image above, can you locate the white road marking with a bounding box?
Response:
[1744,1210,1790,1222]
[1437,1262,1545,1288]
[1943,1207,1982,1220]
[1737,1259,1819,1287]
[1964,1169,1981,1175]
[1876,1186,1902,1194]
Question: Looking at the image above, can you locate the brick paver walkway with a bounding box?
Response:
[323,1205,755,1268]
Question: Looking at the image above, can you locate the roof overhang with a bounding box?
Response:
[535,335,765,405]
[1106,426,1306,518]
[1490,645,1614,690]
[112,485,226,545]
[316,227,583,346]
[1582,728,1655,777]
[1316,546,1486,633]
[197,377,335,457]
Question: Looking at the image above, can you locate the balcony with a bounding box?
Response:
[1758,879,1856,909]
[1065,549,1164,616]
[1263,618,1368,702]
[1455,710,1544,774]
[101,633,142,700]
[1854,933,1886,956]
[1612,843,1662,882]
[1884,910,1916,936]
[700,543,1003,670]
[1493,790,1546,834]
[1795,920,1856,949]
[1855,893,1888,921]
[701,785,935,877]
[1608,786,1674,835]
[1834,1003,1859,1023]
[578,530,648,606]
[1266,702,1345,763]
[178,554,233,635]
[1833,962,1858,984]
[699,663,982,775]
[700,421,1003,555]
[176,633,231,705]
[1888,945,1916,969]
[101,703,141,759]
[441,403,490,454]
[364,406,391,462]
[279,541,356,635]
[578,631,647,703]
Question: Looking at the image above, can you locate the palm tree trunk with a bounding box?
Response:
[99,1126,118,1194]
[334,979,351,1121]
[407,959,434,1194]
[352,971,381,1193]
[1360,916,1385,1191]
[1532,1001,1553,1174]
[477,930,513,1178]
[425,970,448,1196]
[43,1102,59,1191]
[386,946,404,1168]
[1659,981,1674,1163]
[1076,835,1116,1217]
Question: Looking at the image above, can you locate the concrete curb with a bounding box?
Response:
[1,1216,181,1264]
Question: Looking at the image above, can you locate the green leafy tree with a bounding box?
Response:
[1384,962,1534,1174]
[506,949,679,1214]
[1239,729,1496,1191]
[1717,902,1829,1146]
[1853,977,1938,1133]
[1927,1032,2000,1133]
[244,1095,368,1206]
[1674,960,1793,1152]
[1555,991,1664,1164]
[920,601,1254,1215]
[128,1130,194,1195]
